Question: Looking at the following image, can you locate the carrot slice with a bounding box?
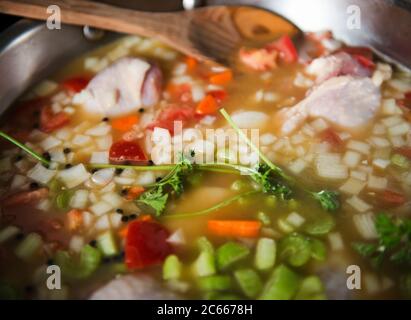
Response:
[111,115,139,132]
[185,56,198,72]
[208,220,262,238]
[67,209,83,231]
[195,94,218,115]
[209,70,233,85]
[125,186,145,201]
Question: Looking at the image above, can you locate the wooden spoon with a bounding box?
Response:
[0,0,301,65]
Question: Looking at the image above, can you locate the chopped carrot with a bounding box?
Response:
[381,190,406,207]
[125,186,145,201]
[208,220,262,238]
[209,70,233,86]
[185,56,198,72]
[195,94,218,115]
[67,209,83,231]
[111,115,139,132]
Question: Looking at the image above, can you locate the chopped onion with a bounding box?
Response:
[288,159,307,174]
[11,174,27,190]
[70,189,89,209]
[27,163,56,184]
[36,199,51,211]
[369,137,390,148]
[114,177,135,185]
[315,153,348,180]
[350,170,367,181]
[90,151,109,164]
[134,171,156,186]
[259,133,276,146]
[94,214,111,231]
[389,135,406,147]
[96,135,113,151]
[388,122,410,136]
[167,228,186,245]
[346,140,370,155]
[90,201,113,216]
[388,78,411,92]
[382,116,402,127]
[109,212,122,228]
[69,236,84,253]
[353,212,378,240]
[367,175,388,191]
[346,196,371,212]
[191,85,205,102]
[91,168,114,186]
[231,111,268,129]
[339,178,366,195]
[82,211,93,228]
[381,98,402,115]
[342,150,362,168]
[372,159,390,170]
[285,212,305,228]
[263,92,280,102]
[152,127,172,146]
[58,164,91,188]
[72,134,92,147]
[55,128,72,141]
[49,148,66,163]
[101,192,123,208]
[372,123,386,135]
[40,136,62,151]
[85,123,111,136]
[310,118,329,132]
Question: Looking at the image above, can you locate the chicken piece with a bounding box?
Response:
[89,274,180,300]
[73,57,162,117]
[275,76,381,135]
[306,52,372,84]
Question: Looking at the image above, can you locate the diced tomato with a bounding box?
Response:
[166,83,193,103]
[61,76,90,93]
[111,115,139,132]
[239,47,278,71]
[125,220,172,269]
[266,35,298,63]
[395,147,411,160]
[195,94,218,116]
[109,140,147,164]
[209,70,233,85]
[125,186,145,201]
[3,188,49,206]
[396,91,411,110]
[185,56,198,72]
[380,190,406,207]
[207,90,228,104]
[40,106,70,133]
[319,128,343,149]
[147,105,195,134]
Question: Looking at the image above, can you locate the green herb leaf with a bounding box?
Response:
[251,163,292,200]
[312,190,340,212]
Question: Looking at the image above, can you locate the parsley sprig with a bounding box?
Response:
[353,213,411,268]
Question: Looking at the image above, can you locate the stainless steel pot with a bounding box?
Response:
[0,0,410,114]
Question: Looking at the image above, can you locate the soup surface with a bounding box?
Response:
[0,31,411,300]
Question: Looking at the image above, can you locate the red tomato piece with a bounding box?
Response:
[381,190,406,207]
[319,128,343,149]
[147,105,195,134]
[266,35,298,63]
[109,140,147,164]
[125,220,172,269]
[396,147,411,160]
[61,76,90,93]
[396,91,411,111]
[40,106,70,133]
[207,90,228,104]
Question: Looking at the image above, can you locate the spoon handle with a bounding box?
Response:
[0,0,202,58]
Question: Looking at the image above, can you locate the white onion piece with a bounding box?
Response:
[135,171,156,186]
[353,213,378,240]
[96,135,113,151]
[328,232,344,251]
[70,189,89,209]
[69,236,84,253]
[85,123,111,136]
[27,163,56,184]
[40,136,62,151]
[109,213,122,228]
[231,111,268,129]
[342,151,362,168]
[58,164,90,188]
[167,229,186,245]
[90,152,109,164]
[94,215,111,231]
[72,134,92,147]
[367,175,388,190]
[346,196,371,212]
[346,140,370,155]
[90,201,113,216]
[286,212,305,228]
[339,178,366,195]
[101,192,123,208]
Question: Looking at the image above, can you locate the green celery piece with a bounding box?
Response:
[257,211,271,226]
[197,275,232,291]
[234,268,263,298]
[255,237,276,270]
[55,245,102,280]
[279,233,312,267]
[192,251,216,277]
[295,276,326,300]
[303,215,335,236]
[216,242,250,271]
[163,255,182,280]
[259,264,300,300]
[197,236,214,254]
[55,189,74,210]
[310,238,327,261]
[391,153,409,169]
[96,231,118,257]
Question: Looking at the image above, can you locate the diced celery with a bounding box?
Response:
[192,251,216,277]
[391,153,409,169]
[163,254,182,280]
[234,268,263,298]
[197,236,214,254]
[310,239,327,261]
[14,233,43,261]
[48,178,63,193]
[216,242,250,270]
[279,233,311,267]
[55,244,102,280]
[255,237,276,270]
[257,211,271,226]
[303,215,335,236]
[295,276,326,300]
[96,231,118,257]
[55,189,74,210]
[259,264,300,300]
[197,275,232,291]
[0,226,20,244]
